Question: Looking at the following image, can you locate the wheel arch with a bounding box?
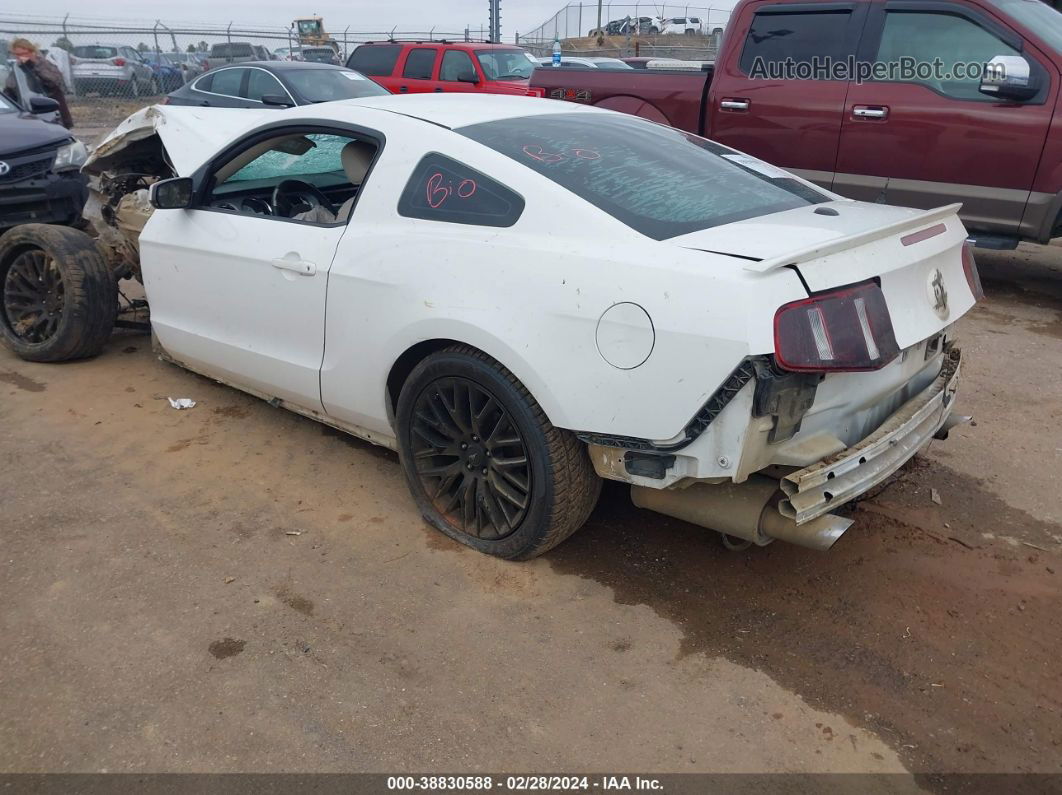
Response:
[383,331,566,431]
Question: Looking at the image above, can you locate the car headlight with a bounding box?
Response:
[53,139,88,172]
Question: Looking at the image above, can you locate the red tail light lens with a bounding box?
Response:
[525,87,546,98]
[774,281,899,372]
[112,57,126,66]
[961,242,984,301]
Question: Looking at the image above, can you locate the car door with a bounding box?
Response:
[140,127,381,411]
[438,48,481,93]
[395,46,440,94]
[122,48,149,87]
[707,1,869,185]
[835,1,1056,233]
[191,67,249,107]
[243,67,296,106]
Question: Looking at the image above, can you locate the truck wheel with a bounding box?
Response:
[0,224,117,362]
[396,345,601,560]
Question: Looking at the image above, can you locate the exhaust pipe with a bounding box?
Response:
[630,475,852,551]
[933,412,972,441]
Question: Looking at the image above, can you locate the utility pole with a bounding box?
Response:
[597,0,603,32]
[488,0,501,42]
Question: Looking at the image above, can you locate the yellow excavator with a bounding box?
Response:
[292,16,336,49]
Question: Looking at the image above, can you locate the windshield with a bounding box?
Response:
[475,49,534,80]
[0,91,16,114]
[589,58,633,69]
[285,69,389,102]
[458,113,827,240]
[985,0,1062,54]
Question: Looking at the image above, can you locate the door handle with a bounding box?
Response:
[399,85,408,93]
[271,257,317,276]
[853,105,889,119]
[434,87,444,92]
[720,98,750,111]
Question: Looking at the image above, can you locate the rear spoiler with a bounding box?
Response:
[743,203,963,273]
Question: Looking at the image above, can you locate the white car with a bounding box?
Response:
[0,96,980,559]
[536,56,633,70]
[659,17,704,35]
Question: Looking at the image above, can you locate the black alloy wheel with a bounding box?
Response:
[410,376,532,540]
[3,248,65,344]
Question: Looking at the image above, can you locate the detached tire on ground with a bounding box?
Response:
[0,224,118,362]
[396,345,601,560]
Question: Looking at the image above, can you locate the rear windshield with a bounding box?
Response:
[458,113,827,240]
[347,44,402,76]
[73,46,118,59]
[210,43,254,57]
[285,69,389,101]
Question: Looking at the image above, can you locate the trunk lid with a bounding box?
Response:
[670,201,976,348]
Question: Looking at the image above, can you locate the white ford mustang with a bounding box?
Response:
[0,95,981,559]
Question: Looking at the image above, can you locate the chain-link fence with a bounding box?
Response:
[0,13,479,112]
[518,3,731,47]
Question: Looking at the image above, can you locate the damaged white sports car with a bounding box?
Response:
[0,96,981,558]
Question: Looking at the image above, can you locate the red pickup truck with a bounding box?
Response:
[531,0,1062,247]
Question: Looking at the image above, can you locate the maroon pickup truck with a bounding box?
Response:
[531,0,1062,247]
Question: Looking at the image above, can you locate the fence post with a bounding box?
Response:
[343,25,349,60]
[62,13,76,96]
[152,21,160,55]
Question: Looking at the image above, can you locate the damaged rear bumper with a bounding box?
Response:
[779,347,963,524]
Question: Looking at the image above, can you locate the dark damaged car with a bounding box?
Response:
[0,92,89,231]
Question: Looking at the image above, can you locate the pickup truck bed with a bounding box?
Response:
[532,66,713,135]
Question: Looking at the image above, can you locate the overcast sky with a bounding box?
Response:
[13,1,732,42]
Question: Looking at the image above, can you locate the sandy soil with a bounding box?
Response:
[0,242,1059,782]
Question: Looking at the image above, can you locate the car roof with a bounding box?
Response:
[357,41,521,50]
[331,92,593,129]
[212,60,347,72]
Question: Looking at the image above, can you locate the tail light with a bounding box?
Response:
[774,281,899,372]
[112,57,126,66]
[526,87,546,98]
[961,242,984,301]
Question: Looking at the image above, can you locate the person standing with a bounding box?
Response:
[6,38,74,128]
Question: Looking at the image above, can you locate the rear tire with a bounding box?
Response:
[0,224,117,362]
[396,345,601,560]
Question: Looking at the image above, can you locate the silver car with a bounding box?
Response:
[71,44,155,97]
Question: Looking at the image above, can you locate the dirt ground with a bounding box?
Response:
[2,105,1062,776]
[1,232,1061,779]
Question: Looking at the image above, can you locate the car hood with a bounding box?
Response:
[84,104,273,176]
[0,112,71,156]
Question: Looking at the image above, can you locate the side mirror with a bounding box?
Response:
[456,69,480,84]
[29,96,60,114]
[261,94,294,107]
[149,177,194,209]
[979,54,1039,102]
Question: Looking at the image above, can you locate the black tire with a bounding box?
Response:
[396,345,601,560]
[0,224,117,362]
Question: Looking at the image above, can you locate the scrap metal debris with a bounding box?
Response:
[167,398,196,410]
